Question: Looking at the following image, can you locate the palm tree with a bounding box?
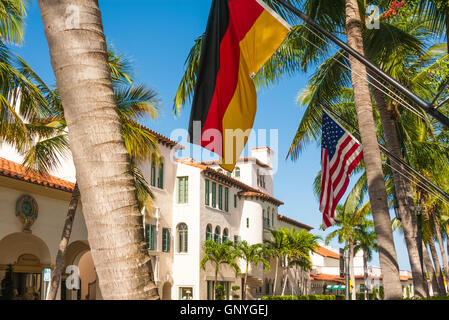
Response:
[354,224,378,300]
[47,70,159,300]
[325,171,375,300]
[37,0,159,299]
[282,228,320,295]
[286,4,443,298]
[264,228,291,296]
[174,0,403,298]
[201,240,241,300]
[416,1,449,52]
[10,46,160,300]
[234,241,271,300]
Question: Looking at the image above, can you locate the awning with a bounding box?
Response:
[326,285,346,290]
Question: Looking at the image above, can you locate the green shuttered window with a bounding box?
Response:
[177,177,188,204]
[224,187,229,212]
[205,179,210,206]
[212,182,217,207]
[162,228,170,252]
[157,162,164,189]
[218,185,223,210]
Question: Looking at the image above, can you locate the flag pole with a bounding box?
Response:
[275,0,449,128]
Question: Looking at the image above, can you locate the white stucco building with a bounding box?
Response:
[0,125,313,300]
[309,243,414,298]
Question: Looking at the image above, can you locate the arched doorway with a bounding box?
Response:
[62,241,98,300]
[162,282,172,300]
[0,232,51,300]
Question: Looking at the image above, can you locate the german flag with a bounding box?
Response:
[189,0,290,172]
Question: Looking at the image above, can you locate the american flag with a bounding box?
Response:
[320,110,363,229]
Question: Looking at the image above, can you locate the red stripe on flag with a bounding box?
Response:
[332,142,361,190]
[201,0,264,154]
[330,151,363,220]
[329,135,353,177]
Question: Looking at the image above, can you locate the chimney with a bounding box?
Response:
[250,146,273,168]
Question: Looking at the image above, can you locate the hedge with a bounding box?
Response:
[262,295,338,300]
[402,295,449,300]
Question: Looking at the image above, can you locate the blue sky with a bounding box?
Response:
[14,0,414,270]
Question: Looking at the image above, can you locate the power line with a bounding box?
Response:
[322,105,449,205]
[276,0,449,127]
[296,23,427,121]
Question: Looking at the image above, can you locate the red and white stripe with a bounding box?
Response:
[320,133,363,229]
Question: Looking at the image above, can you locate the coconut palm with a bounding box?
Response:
[354,224,378,300]
[324,170,375,300]
[174,0,406,297]
[281,228,320,295]
[286,4,445,298]
[263,228,292,296]
[201,240,241,300]
[16,50,161,300]
[37,0,160,299]
[234,241,271,300]
[416,1,449,52]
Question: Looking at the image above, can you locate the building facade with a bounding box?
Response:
[309,244,414,298]
[0,126,312,300]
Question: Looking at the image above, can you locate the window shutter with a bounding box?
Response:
[212,182,216,207]
[224,187,229,212]
[151,158,156,187]
[148,224,153,250]
[205,179,210,206]
[158,162,164,189]
[162,228,170,252]
[218,185,223,210]
[184,177,188,203]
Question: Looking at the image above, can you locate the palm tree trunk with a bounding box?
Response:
[431,213,449,292]
[423,241,440,296]
[214,269,218,300]
[242,263,248,300]
[349,240,356,300]
[47,183,80,300]
[364,250,369,300]
[428,239,447,295]
[272,257,279,296]
[281,267,288,295]
[371,85,427,298]
[38,0,158,299]
[345,0,402,299]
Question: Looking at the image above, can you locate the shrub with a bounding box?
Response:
[356,293,366,300]
[231,285,240,300]
[0,265,14,300]
[379,286,385,300]
[371,288,378,300]
[262,295,336,300]
[402,295,449,300]
[215,284,225,300]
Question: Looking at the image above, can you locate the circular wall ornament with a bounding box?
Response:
[16,195,38,232]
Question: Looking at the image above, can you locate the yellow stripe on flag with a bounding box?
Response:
[220,8,290,172]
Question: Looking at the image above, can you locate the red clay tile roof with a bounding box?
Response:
[179,159,283,206]
[37,117,184,150]
[310,273,344,283]
[277,214,314,231]
[355,275,383,280]
[0,157,75,192]
[130,121,184,149]
[199,157,270,168]
[314,246,340,259]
